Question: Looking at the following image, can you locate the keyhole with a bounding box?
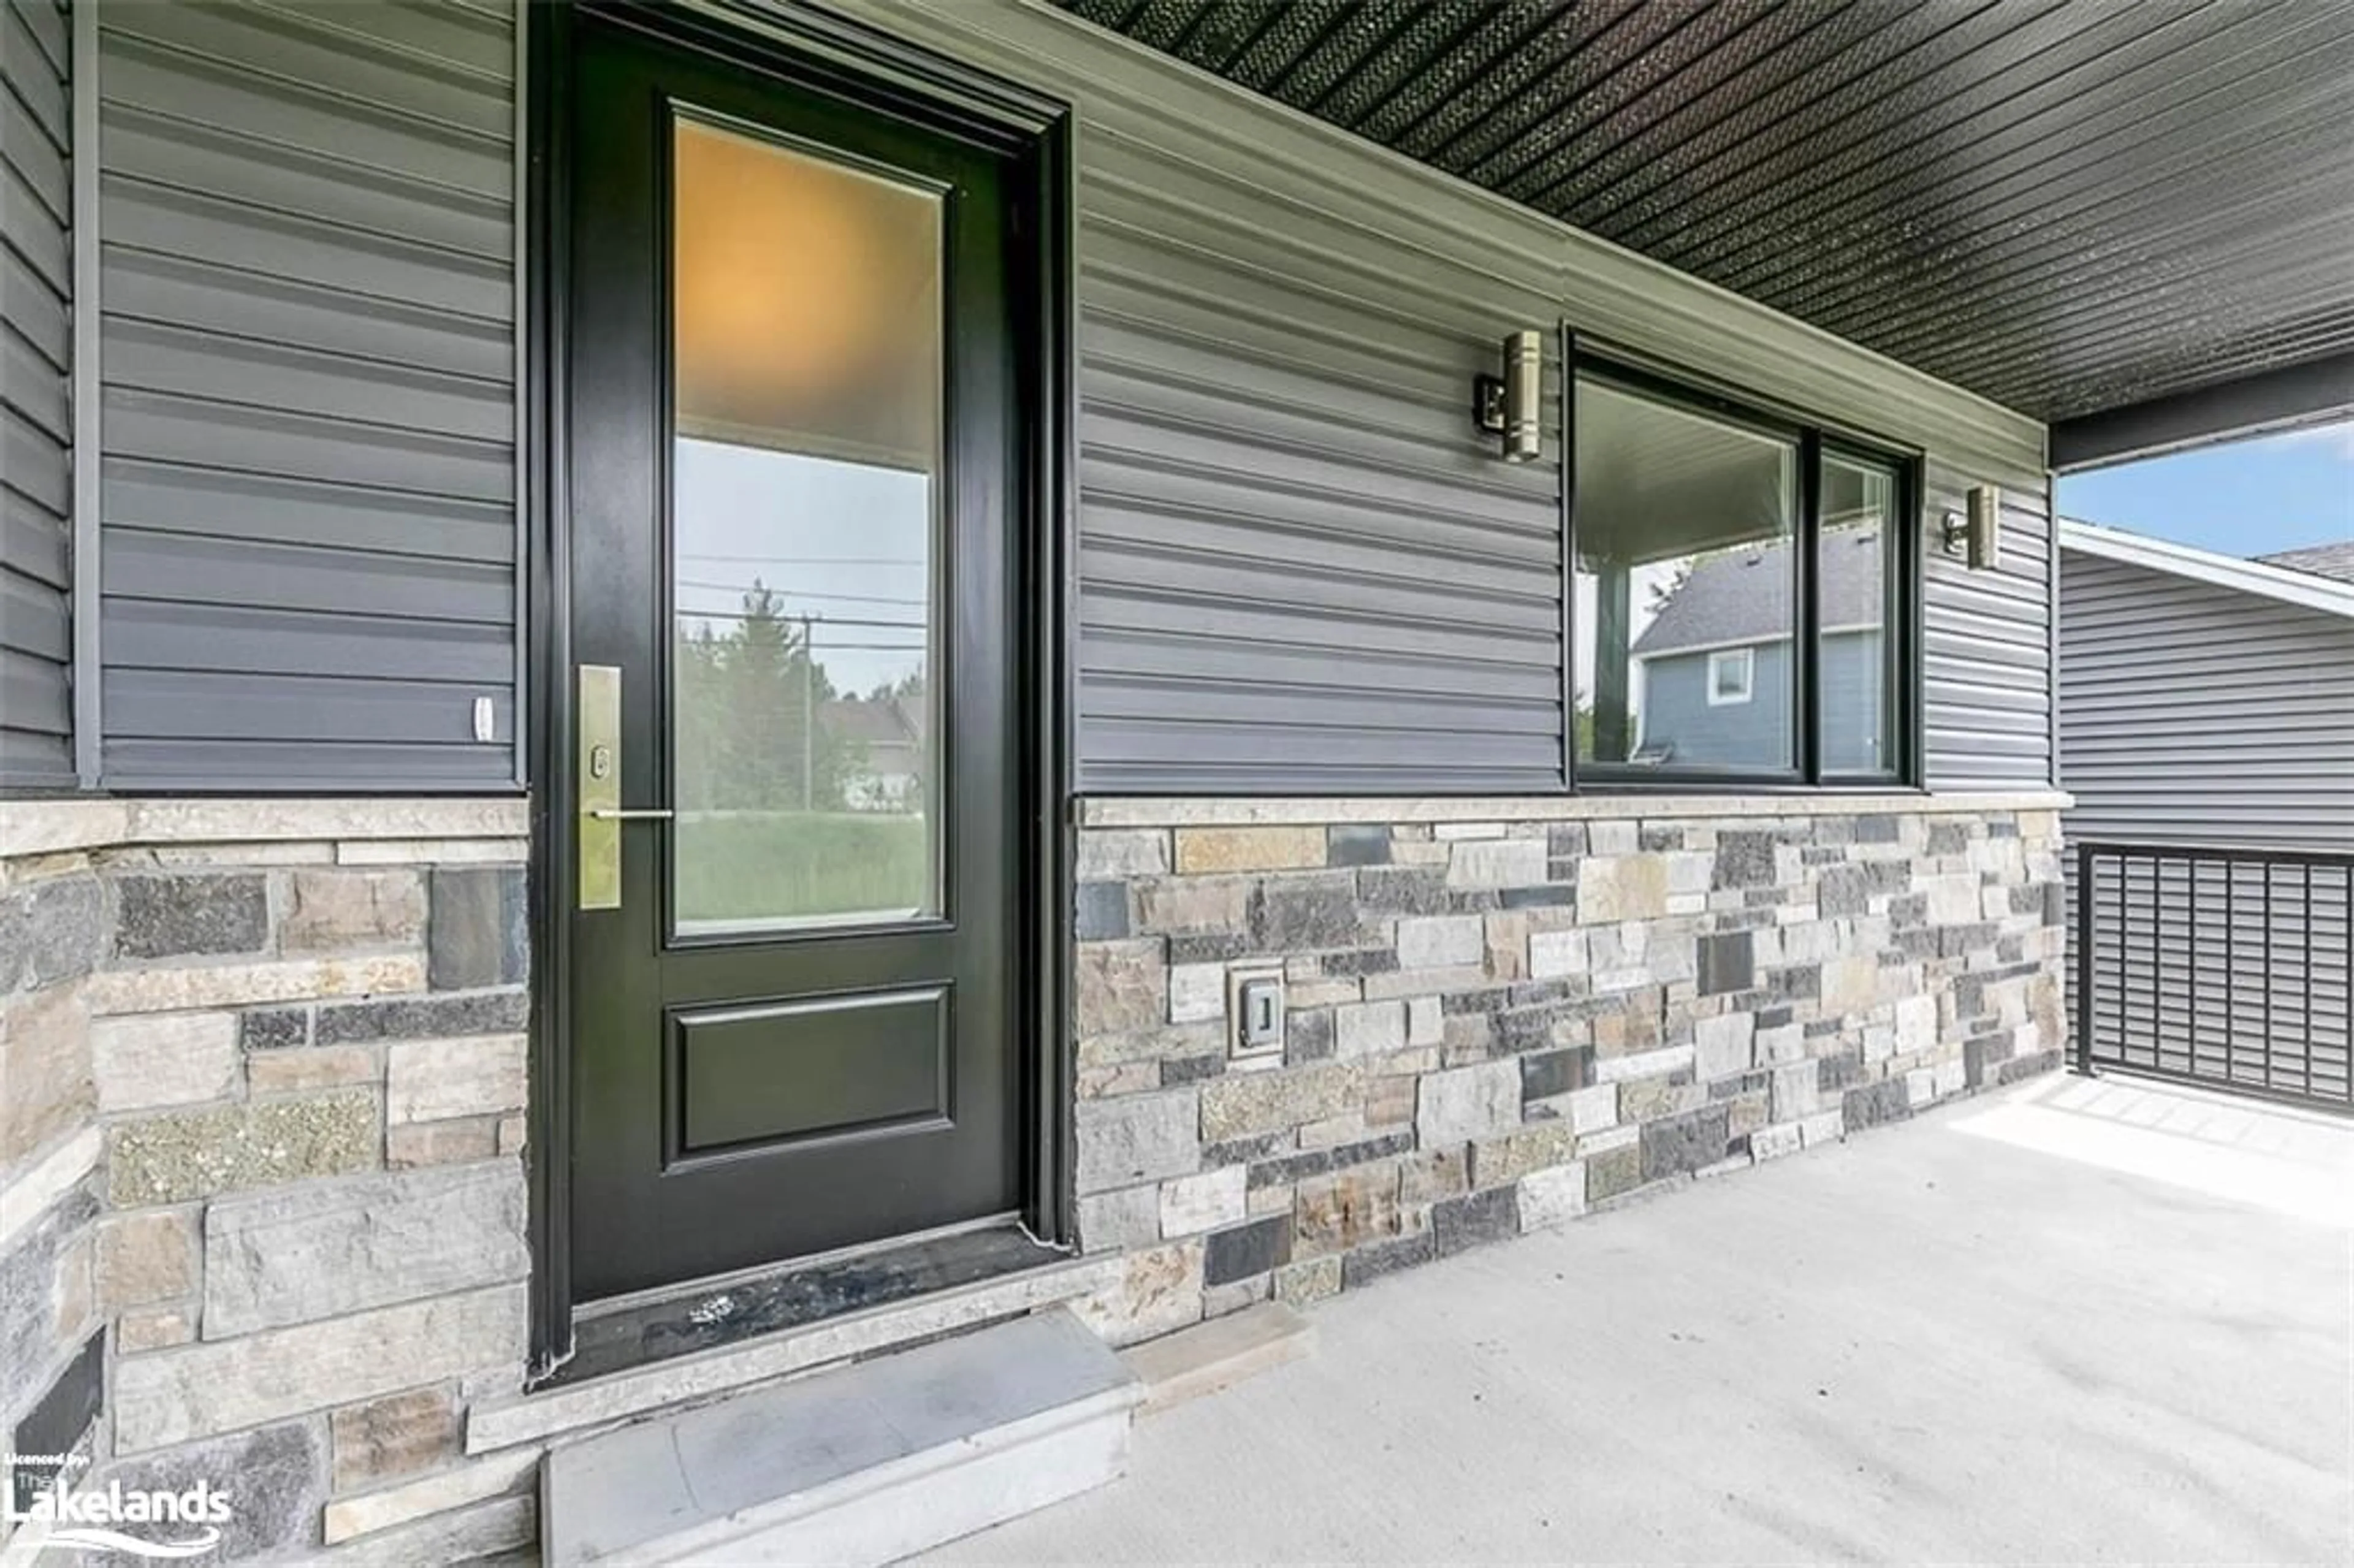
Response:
[590,744,612,780]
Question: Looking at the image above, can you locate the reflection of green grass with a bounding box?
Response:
[677,813,929,923]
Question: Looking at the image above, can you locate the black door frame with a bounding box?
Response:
[522,0,1076,1377]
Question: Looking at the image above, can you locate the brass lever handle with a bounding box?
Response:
[588,807,675,822]
[579,664,626,910]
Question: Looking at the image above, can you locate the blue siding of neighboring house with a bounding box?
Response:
[1639,631,1883,774]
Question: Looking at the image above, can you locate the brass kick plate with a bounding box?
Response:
[578,664,622,910]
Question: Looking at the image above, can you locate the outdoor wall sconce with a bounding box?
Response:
[1942,484,2003,569]
[1473,329,1544,462]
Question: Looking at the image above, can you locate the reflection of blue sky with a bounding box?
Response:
[674,438,931,696]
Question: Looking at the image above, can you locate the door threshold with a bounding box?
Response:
[548,1220,1067,1390]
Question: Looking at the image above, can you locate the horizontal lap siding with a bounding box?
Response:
[2,0,73,787]
[840,0,2051,795]
[1075,126,1566,792]
[67,0,2047,796]
[2060,550,2354,850]
[94,0,517,790]
[1922,491,2054,788]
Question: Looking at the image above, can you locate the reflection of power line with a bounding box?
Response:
[670,622,924,653]
[669,609,928,631]
[676,641,928,652]
[675,579,927,607]
[677,553,926,566]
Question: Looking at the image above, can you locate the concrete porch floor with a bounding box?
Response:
[932,1073,2354,1564]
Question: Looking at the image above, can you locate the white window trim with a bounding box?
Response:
[1707,647,1754,706]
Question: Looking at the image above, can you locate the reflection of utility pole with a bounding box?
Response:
[1594,562,1631,761]
[799,614,815,811]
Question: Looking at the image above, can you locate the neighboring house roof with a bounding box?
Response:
[826,696,925,770]
[2258,541,2354,585]
[1631,531,1886,657]
[2059,519,2354,621]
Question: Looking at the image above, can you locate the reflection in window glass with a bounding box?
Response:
[669,117,942,933]
[1707,648,1754,706]
[1820,454,1898,775]
[1574,378,1798,772]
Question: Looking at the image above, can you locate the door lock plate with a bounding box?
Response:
[579,664,622,909]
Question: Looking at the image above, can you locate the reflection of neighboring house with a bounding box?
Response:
[827,696,926,809]
[1629,531,1886,771]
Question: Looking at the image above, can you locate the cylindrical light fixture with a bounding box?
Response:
[1474,329,1544,463]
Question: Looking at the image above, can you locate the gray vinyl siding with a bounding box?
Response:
[2063,548,2353,1099]
[92,0,517,790]
[2,0,73,788]
[831,0,2053,795]
[48,0,2052,797]
[1076,144,1566,791]
[2059,550,2354,850]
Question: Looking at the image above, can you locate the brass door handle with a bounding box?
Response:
[579,664,627,910]
[588,807,674,821]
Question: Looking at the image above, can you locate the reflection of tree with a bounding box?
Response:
[1646,560,1692,616]
[676,582,866,812]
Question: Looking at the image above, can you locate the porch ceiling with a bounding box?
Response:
[1053,0,2354,428]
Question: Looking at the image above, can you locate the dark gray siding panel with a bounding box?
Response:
[829,0,2052,794]
[1,0,73,787]
[1073,131,1566,792]
[1924,492,2054,787]
[94,0,516,791]
[2060,550,2354,850]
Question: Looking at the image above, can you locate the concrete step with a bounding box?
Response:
[467,1249,1121,1455]
[1120,1300,1314,1415]
[542,1307,1140,1566]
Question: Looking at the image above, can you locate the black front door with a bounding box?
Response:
[563,13,1026,1303]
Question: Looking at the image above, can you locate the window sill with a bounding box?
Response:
[0,796,531,859]
[1079,788,2071,829]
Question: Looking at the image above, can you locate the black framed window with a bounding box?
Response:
[1816,447,1905,779]
[1569,352,1919,789]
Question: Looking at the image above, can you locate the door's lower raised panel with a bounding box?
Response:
[669,986,951,1163]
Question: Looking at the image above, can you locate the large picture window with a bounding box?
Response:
[1572,358,1916,787]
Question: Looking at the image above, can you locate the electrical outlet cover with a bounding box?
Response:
[1226,963,1284,1057]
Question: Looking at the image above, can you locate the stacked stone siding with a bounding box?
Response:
[4,790,2068,1558]
[1069,799,2067,1339]
[1,823,107,1555]
[0,801,535,1564]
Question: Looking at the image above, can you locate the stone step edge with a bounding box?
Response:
[552,1368,1141,1567]
[1119,1299,1315,1416]
[467,1249,1123,1455]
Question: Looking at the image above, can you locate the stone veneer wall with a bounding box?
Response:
[1067,796,2068,1340]
[0,801,535,1565]
[2,789,2068,1558]
[2,820,107,1547]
